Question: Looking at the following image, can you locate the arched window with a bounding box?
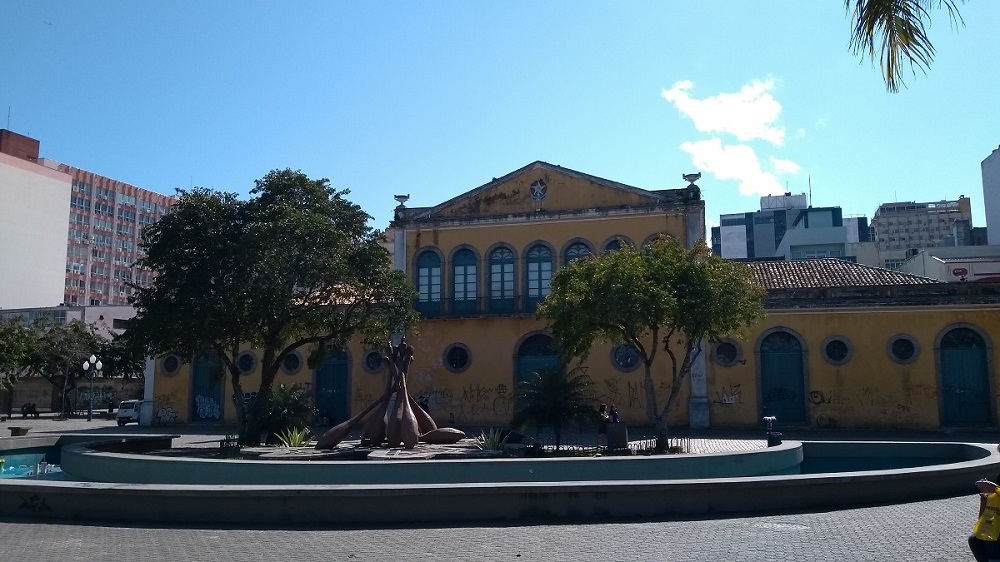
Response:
[602,236,632,253]
[525,244,552,312]
[564,242,592,265]
[489,246,516,314]
[416,250,441,317]
[451,249,478,315]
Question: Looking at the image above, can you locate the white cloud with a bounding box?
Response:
[662,79,785,146]
[680,138,786,197]
[814,117,828,129]
[795,128,807,139]
[770,156,801,175]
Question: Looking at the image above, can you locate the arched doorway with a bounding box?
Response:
[938,326,992,425]
[515,333,562,386]
[190,355,223,422]
[758,330,807,424]
[315,346,351,426]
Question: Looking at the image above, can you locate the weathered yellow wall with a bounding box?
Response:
[152,350,316,425]
[708,306,1000,429]
[436,171,659,218]
[409,212,686,271]
[362,317,691,428]
[151,359,190,424]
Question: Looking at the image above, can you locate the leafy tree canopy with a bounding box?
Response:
[3,317,144,412]
[537,237,765,443]
[846,0,964,92]
[128,169,417,441]
[0,317,34,390]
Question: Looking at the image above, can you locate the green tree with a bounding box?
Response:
[511,367,599,450]
[846,0,964,92]
[0,316,34,390]
[17,318,143,414]
[128,169,417,444]
[537,237,765,447]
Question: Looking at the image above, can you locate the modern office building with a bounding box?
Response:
[0,129,175,308]
[0,131,72,309]
[984,146,1000,245]
[711,193,869,261]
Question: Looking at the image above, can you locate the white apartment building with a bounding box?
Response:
[984,146,1000,245]
[0,133,72,309]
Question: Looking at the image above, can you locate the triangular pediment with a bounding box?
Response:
[410,161,670,222]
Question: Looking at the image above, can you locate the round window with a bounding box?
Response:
[822,337,852,365]
[236,351,257,374]
[444,344,470,373]
[712,340,742,367]
[888,335,919,364]
[280,352,302,375]
[612,344,640,372]
[364,351,384,373]
[162,355,181,375]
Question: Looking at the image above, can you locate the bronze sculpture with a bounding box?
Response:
[315,338,465,449]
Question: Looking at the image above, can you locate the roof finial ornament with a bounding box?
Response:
[682,172,701,186]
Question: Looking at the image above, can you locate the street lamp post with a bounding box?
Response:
[82,354,102,422]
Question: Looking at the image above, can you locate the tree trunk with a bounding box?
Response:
[654,416,669,452]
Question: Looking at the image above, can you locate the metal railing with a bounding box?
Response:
[415,295,547,319]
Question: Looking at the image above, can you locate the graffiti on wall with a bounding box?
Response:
[809,386,919,426]
[597,378,623,409]
[194,394,221,420]
[458,384,494,422]
[714,384,742,405]
[626,381,644,410]
[493,384,512,417]
[77,385,127,411]
[154,392,179,425]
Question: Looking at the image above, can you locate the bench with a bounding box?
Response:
[8,426,30,436]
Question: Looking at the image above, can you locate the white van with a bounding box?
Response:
[116,400,141,426]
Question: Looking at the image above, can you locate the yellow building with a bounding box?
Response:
[149,162,1000,432]
[708,259,1000,430]
[150,161,704,427]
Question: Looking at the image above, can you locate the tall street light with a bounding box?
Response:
[82,354,102,422]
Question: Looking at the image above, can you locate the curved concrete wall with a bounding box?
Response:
[59,441,805,485]
[1,439,997,526]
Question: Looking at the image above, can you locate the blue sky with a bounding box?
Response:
[1,2,996,231]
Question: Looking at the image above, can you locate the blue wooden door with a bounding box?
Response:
[940,328,991,425]
[190,356,223,422]
[516,334,562,386]
[759,331,807,424]
[315,349,350,426]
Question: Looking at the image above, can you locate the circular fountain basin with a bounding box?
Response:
[0,437,996,526]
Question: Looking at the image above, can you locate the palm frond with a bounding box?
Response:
[846,0,964,92]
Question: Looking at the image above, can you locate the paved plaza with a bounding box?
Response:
[1,415,994,561]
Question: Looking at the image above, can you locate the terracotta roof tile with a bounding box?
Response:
[744,258,941,290]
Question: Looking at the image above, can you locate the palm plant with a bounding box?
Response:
[277,426,313,447]
[511,367,599,450]
[846,0,964,92]
[260,384,317,443]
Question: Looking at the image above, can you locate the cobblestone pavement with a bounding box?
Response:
[0,495,979,561]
